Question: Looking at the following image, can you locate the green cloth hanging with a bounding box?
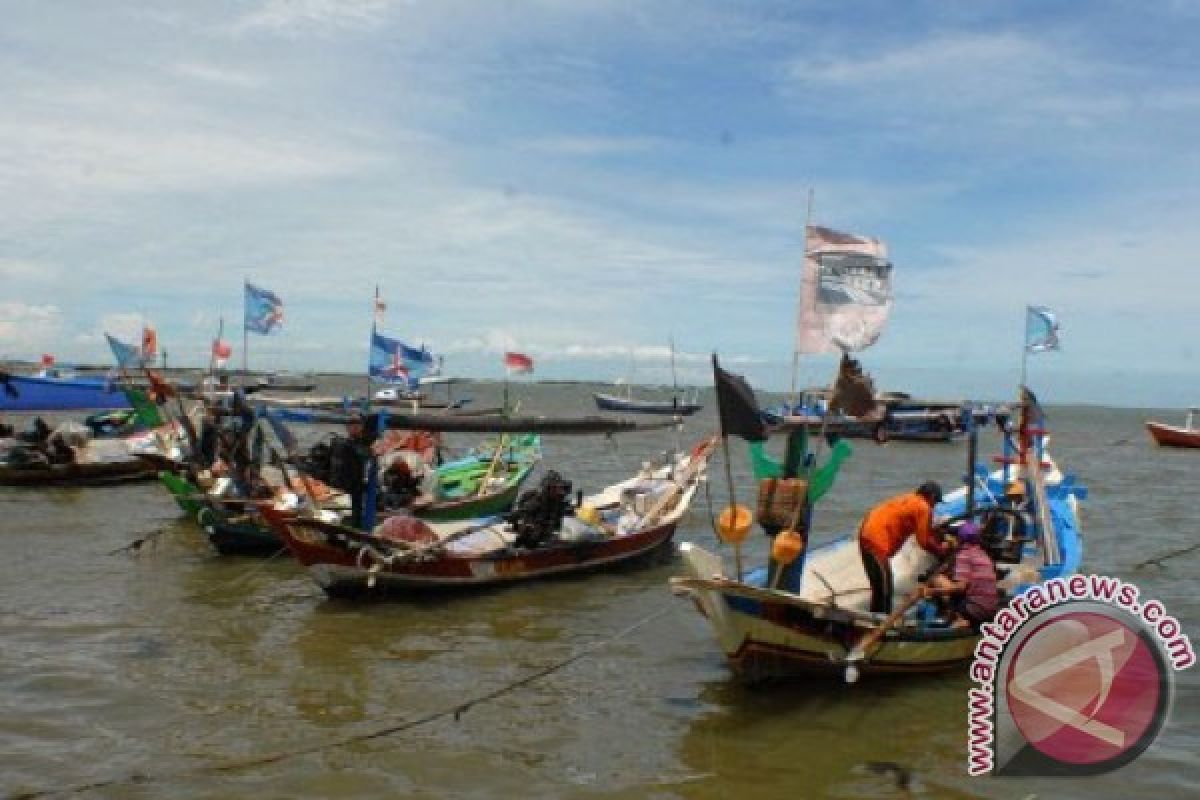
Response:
[748,440,782,480]
[807,439,853,504]
[124,387,165,428]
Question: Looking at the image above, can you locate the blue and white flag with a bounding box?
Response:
[104,333,142,369]
[244,282,284,335]
[369,329,435,387]
[1025,305,1061,353]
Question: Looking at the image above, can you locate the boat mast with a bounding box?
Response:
[788,188,815,410]
[242,276,249,378]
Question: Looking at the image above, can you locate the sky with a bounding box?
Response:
[2,0,1199,408]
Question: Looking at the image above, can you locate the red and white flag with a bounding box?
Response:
[141,326,158,359]
[504,351,533,375]
[40,353,55,368]
[373,287,387,324]
[211,338,232,368]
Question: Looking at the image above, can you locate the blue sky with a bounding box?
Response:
[2,1,1198,407]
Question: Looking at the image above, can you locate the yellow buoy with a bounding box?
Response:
[576,505,601,526]
[771,529,806,565]
[717,505,753,544]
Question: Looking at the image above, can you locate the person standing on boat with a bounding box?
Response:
[921,521,998,629]
[329,415,372,529]
[858,481,948,612]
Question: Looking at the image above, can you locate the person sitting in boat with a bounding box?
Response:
[920,521,998,629]
[379,451,426,509]
[858,481,949,613]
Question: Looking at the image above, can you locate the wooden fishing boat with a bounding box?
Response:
[0,369,131,411]
[763,391,1008,443]
[1146,409,1200,448]
[407,435,540,522]
[0,457,155,487]
[673,389,1086,682]
[261,437,717,597]
[592,391,702,416]
[0,425,175,487]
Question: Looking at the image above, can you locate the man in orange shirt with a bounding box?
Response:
[858,481,948,612]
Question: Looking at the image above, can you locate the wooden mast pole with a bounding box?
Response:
[788,188,815,411]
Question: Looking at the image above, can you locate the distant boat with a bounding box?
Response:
[593,390,702,416]
[763,390,1008,443]
[0,368,130,412]
[592,339,703,416]
[1146,408,1200,448]
[253,372,316,392]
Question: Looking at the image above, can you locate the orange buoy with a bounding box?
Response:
[771,529,806,565]
[717,504,753,544]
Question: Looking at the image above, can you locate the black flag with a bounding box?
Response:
[713,355,766,442]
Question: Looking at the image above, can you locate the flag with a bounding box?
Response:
[40,353,55,368]
[212,338,232,368]
[713,357,766,442]
[369,329,435,387]
[105,333,142,369]
[796,225,893,354]
[244,282,284,335]
[373,288,387,325]
[504,352,534,375]
[1025,305,1060,353]
[141,326,158,359]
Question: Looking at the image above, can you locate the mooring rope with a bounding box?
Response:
[1133,541,1200,571]
[6,604,674,800]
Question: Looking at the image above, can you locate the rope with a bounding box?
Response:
[7,605,673,800]
[108,528,170,556]
[1133,541,1200,571]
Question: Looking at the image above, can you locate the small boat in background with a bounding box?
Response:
[0,424,172,487]
[0,367,131,412]
[253,372,316,392]
[763,390,1007,443]
[1146,408,1200,448]
[593,339,703,416]
[593,389,702,416]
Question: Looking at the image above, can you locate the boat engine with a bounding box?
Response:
[507,470,573,549]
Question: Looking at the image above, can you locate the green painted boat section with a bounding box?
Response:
[158,471,204,518]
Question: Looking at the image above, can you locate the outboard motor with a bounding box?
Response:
[507,470,574,549]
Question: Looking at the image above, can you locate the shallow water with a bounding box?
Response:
[1,382,1197,798]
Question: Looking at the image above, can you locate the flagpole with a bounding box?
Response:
[242,278,249,378]
[209,316,224,386]
[788,188,815,411]
[713,353,744,580]
[1019,305,1029,389]
[367,286,379,409]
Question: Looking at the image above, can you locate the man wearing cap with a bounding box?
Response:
[328,415,372,529]
[858,481,949,613]
[921,521,998,629]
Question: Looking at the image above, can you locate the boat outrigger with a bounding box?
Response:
[672,386,1086,682]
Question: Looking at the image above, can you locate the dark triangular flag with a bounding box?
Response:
[713,355,766,442]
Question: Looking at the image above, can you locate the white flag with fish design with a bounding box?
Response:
[796,225,894,354]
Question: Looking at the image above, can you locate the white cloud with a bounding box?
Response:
[0,303,63,357]
[232,0,401,35]
[173,62,265,89]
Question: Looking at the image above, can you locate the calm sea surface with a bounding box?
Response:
[1,381,1197,799]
